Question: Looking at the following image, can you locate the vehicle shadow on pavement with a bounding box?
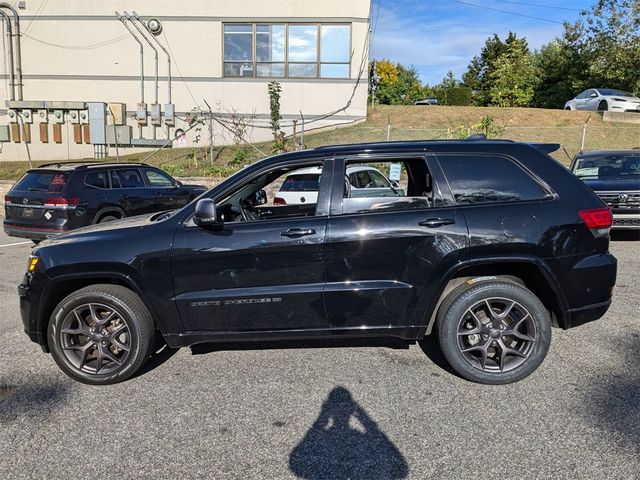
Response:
[418,334,460,378]
[611,231,640,242]
[586,336,640,446]
[131,341,180,379]
[288,386,409,480]
[0,380,69,424]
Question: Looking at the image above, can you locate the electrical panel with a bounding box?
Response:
[164,103,175,126]
[87,102,107,145]
[7,109,16,123]
[108,103,126,125]
[136,103,147,126]
[53,110,64,124]
[150,104,162,126]
[79,110,89,124]
[106,125,133,145]
[37,109,48,123]
[21,109,33,123]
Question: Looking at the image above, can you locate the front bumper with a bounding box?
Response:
[19,272,50,352]
[611,213,640,230]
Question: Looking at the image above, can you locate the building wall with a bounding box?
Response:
[1,0,371,119]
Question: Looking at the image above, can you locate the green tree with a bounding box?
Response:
[489,37,536,107]
[371,60,424,105]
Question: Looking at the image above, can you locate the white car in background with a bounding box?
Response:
[564,88,640,112]
[274,165,404,205]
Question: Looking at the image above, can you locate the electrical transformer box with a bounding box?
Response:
[108,103,126,125]
[87,102,107,145]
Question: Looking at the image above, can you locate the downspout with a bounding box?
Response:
[0,3,22,100]
[0,10,14,101]
[115,11,144,138]
[124,11,158,139]
[133,11,172,139]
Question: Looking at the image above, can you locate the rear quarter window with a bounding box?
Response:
[439,154,548,205]
[13,171,68,193]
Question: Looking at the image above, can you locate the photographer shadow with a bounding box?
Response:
[289,387,408,479]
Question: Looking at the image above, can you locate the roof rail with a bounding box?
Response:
[36,161,150,169]
[37,161,95,168]
[466,134,487,141]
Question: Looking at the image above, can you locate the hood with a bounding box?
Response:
[581,177,640,191]
[37,213,156,248]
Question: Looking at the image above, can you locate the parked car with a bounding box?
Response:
[413,98,439,106]
[564,88,640,112]
[571,150,640,229]
[4,162,206,242]
[274,165,404,205]
[19,139,617,385]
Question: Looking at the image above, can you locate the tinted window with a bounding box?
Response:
[576,91,587,99]
[114,169,144,188]
[598,89,633,97]
[14,172,68,193]
[440,155,547,205]
[85,171,109,189]
[573,154,640,178]
[279,174,320,192]
[368,170,390,188]
[144,169,174,187]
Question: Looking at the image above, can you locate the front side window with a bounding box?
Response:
[223,23,351,79]
[144,169,175,187]
[439,155,547,205]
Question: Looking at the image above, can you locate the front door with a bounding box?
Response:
[323,155,469,336]
[170,160,333,333]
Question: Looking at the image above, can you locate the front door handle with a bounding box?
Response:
[281,228,316,238]
[419,218,455,228]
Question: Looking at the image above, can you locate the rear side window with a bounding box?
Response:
[113,169,144,188]
[85,171,109,189]
[279,174,320,192]
[440,155,547,205]
[14,171,68,193]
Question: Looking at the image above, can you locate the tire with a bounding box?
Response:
[598,100,608,111]
[32,239,41,245]
[48,284,154,385]
[436,280,551,385]
[565,106,572,111]
[98,214,119,224]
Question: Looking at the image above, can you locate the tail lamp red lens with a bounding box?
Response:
[578,208,612,229]
[44,197,80,207]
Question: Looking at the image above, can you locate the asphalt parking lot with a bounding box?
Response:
[0,230,638,479]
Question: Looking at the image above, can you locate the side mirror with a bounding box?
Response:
[391,180,400,188]
[254,189,267,206]
[590,92,598,98]
[194,198,221,228]
[175,180,183,187]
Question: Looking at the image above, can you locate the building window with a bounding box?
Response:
[223,23,351,79]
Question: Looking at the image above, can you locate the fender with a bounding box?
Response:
[420,255,570,336]
[92,205,126,224]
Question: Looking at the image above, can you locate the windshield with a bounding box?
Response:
[13,171,68,192]
[598,89,634,97]
[573,154,640,178]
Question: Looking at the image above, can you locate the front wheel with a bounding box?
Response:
[436,281,551,384]
[48,284,155,385]
[597,100,608,111]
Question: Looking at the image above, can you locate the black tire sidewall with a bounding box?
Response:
[437,281,551,385]
[48,288,149,385]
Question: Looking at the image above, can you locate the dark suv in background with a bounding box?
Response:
[4,162,206,241]
[571,150,640,230]
[18,140,617,385]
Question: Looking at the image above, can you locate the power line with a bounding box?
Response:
[445,0,565,24]
[491,0,583,12]
[22,32,130,50]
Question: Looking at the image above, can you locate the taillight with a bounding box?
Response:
[273,197,286,205]
[579,208,612,229]
[44,197,80,207]
[4,195,11,205]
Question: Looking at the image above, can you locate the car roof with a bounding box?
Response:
[29,162,151,172]
[577,149,640,158]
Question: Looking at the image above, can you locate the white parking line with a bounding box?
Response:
[0,241,33,248]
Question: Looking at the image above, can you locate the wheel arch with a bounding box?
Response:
[37,272,161,352]
[422,258,569,336]
[92,206,126,224]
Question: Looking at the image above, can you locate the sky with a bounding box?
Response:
[369,0,592,85]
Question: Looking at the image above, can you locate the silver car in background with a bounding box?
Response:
[564,88,640,112]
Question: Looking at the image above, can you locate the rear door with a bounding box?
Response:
[323,154,469,336]
[107,168,155,216]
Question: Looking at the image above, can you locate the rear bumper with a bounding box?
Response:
[564,299,612,329]
[4,221,68,240]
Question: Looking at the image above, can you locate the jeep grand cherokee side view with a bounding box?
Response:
[4,162,206,242]
[18,140,617,385]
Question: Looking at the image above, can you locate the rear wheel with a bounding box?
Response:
[98,213,120,224]
[48,284,154,385]
[436,281,551,384]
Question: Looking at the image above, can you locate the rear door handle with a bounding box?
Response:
[281,228,316,238]
[419,218,456,228]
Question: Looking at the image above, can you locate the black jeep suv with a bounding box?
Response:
[18,140,617,385]
[4,162,206,241]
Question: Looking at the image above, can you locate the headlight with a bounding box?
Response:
[612,98,627,102]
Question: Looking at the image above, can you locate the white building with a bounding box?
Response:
[0,0,371,159]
